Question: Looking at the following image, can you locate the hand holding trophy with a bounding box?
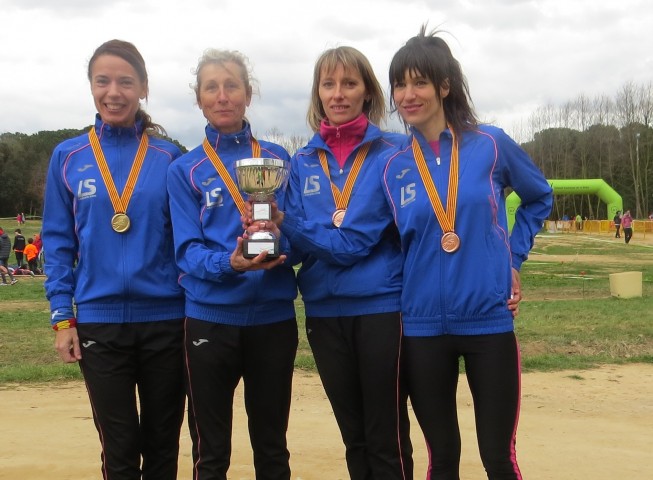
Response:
[234,158,290,258]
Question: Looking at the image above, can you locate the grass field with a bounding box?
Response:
[1,222,651,384]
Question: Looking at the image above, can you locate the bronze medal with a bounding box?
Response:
[332,209,346,227]
[441,231,460,253]
[318,145,370,230]
[111,213,131,233]
[412,129,461,254]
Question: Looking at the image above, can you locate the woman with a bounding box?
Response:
[252,46,413,479]
[622,209,633,244]
[382,27,553,479]
[43,40,186,479]
[167,49,298,480]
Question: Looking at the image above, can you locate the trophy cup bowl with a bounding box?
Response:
[234,158,290,258]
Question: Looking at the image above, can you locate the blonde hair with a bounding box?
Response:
[191,48,259,105]
[306,46,386,132]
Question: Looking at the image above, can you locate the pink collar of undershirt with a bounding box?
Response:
[320,113,368,168]
[428,139,440,157]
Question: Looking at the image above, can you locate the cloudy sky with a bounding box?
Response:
[1,0,651,149]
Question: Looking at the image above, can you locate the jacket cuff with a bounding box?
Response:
[511,252,525,271]
[218,255,243,276]
[49,294,75,325]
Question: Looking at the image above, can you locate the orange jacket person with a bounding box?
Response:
[24,238,39,273]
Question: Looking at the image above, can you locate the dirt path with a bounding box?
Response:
[1,364,651,479]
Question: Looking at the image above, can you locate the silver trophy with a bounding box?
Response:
[234,158,290,258]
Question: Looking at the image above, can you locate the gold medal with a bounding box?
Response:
[441,231,460,253]
[111,213,131,233]
[88,128,148,236]
[332,209,346,227]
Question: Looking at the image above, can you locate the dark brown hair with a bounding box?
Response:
[389,25,479,134]
[88,39,166,136]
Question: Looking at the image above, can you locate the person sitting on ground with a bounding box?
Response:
[9,265,35,277]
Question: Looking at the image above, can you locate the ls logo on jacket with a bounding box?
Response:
[303,175,321,196]
[77,178,97,199]
[204,186,224,209]
[400,183,416,207]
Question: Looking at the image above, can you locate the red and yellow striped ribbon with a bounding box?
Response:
[88,128,149,215]
[412,129,459,233]
[202,137,261,215]
[317,142,371,210]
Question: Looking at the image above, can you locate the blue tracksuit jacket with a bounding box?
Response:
[43,116,185,324]
[282,124,552,336]
[383,125,553,336]
[167,122,297,326]
[279,123,405,317]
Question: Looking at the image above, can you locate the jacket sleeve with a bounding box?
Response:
[498,131,553,270]
[281,158,393,267]
[167,160,241,282]
[42,146,78,322]
[278,155,308,266]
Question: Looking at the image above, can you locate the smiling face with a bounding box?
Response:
[318,63,369,127]
[90,54,147,128]
[392,69,449,141]
[197,61,252,134]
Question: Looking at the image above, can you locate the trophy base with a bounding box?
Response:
[243,238,280,259]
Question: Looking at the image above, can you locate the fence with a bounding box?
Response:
[545,219,653,239]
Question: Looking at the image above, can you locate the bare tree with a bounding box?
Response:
[592,93,615,126]
[615,82,644,217]
[263,127,310,156]
[636,83,652,214]
[636,81,652,128]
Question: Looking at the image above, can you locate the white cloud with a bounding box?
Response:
[1,0,651,148]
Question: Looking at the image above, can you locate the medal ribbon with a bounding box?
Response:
[202,137,261,215]
[317,142,371,210]
[412,128,459,233]
[88,128,149,216]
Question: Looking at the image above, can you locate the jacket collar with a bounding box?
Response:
[204,121,253,153]
[94,113,143,140]
[307,117,383,151]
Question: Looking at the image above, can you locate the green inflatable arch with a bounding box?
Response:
[506,179,623,231]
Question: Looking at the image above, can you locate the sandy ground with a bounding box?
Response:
[2,230,650,479]
[1,364,651,480]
